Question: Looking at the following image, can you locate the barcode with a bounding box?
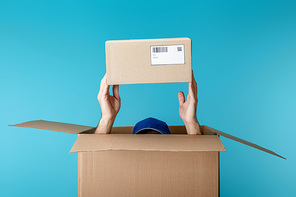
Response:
[152,47,168,53]
[177,47,182,51]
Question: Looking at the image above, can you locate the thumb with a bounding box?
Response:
[178,91,185,106]
[113,85,120,100]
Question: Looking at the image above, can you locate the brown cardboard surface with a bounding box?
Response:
[9,120,284,159]
[8,120,94,134]
[203,126,286,159]
[106,38,192,85]
[9,120,285,196]
[8,120,198,134]
[78,151,219,197]
[70,134,226,153]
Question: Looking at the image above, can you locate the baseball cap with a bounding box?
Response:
[133,117,171,134]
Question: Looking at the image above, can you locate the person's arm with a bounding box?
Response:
[95,74,121,134]
[178,70,202,135]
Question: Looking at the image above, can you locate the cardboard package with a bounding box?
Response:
[9,120,285,197]
[10,37,284,196]
[106,38,192,85]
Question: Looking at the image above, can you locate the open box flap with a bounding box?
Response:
[8,120,201,134]
[70,134,226,153]
[9,120,285,159]
[202,126,286,159]
[8,120,95,134]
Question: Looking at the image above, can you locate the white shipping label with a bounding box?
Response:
[151,45,185,65]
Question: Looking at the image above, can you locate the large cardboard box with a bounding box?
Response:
[9,120,285,197]
[106,38,192,85]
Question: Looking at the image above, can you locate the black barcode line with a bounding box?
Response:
[152,47,168,53]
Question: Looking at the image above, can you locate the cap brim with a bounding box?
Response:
[134,128,164,134]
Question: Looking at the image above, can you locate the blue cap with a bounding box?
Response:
[133,117,171,134]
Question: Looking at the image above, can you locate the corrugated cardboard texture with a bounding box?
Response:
[106,38,192,85]
[9,120,285,159]
[8,120,94,134]
[8,120,208,135]
[78,151,219,197]
[203,126,286,159]
[70,134,226,153]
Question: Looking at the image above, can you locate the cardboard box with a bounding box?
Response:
[9,120,285,197]
[106,38,192,85]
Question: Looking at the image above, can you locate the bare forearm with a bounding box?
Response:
[95,117,114,134]
[184,120,202,135]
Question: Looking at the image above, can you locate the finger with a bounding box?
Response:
[192,70,195,82]
[192,70,197,87]
[191,70,197,96]
[100,74,110,96]
[178,91,185,106]
[188,82,194,97]
[98,75,106,100]
[113,85,120,100]
[99,74,106,91]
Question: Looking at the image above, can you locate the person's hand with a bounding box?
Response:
[95,74,121,134]
[178,71,202,135]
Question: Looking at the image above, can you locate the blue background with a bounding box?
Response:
[1,0,295,196]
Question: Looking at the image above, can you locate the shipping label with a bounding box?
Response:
[150,45,185,65]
